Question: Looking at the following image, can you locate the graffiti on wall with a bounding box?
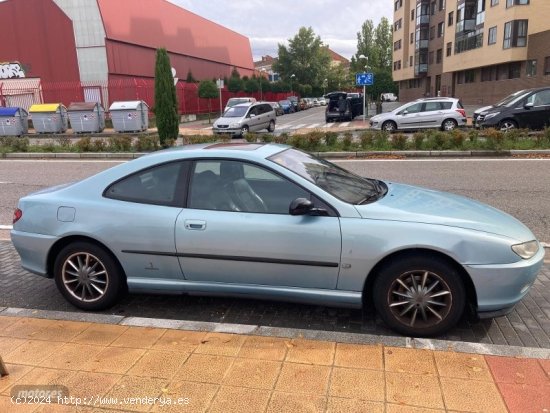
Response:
[0,62,26,79]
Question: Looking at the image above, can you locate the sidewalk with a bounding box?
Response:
[0,314,548,412]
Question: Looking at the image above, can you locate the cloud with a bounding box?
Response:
[169,0,392,61]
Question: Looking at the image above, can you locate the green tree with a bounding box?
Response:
[374,17,393,71]
[273,27,331,93]
[244,77,259,93]
[186,70,196,83]
[154,48,179,146]
[198,80,219,124]
[227,76,243,93]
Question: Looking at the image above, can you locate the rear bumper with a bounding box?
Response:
[10,230,58,277]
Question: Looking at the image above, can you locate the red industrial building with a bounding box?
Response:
[0,0,255,112]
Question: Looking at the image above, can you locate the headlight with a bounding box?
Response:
[483,112,500,120]
[230,123,241,128]
[511,240,539,259]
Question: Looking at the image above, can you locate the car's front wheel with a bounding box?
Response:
[54,242,124,311]
[373,256,465,337]
[267,120,275,132]
[499,119,517,132]
[381,121,397,132]
[240,125,249,137]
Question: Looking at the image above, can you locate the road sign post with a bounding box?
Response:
[356,72,374,122]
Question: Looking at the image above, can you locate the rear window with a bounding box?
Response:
[441,102,453,109]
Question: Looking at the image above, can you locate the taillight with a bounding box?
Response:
[13,208,22,224]
[456,109,466,118]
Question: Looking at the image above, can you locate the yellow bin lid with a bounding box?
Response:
[29,104,62,113]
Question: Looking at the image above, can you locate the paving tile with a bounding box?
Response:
[71,324,128,346]
[440,377,508,412]
[0,337,26,355]
[194,332,245,357]
[0,366,75,397]
[0,316,19,332]
[152,329,207,353]
[385,372,444,410]
[326,397,384,413]
[31,320,91,342]
[267,392,326,413]
[433,351,492,381]
[154,381,218,412]
[329,367,384,401]
[0,318,55,339]
[285,338,335,365]
[0,363,33,394]
[173,354,233,384]
[0,395,36,413]
[127,350,189,379]
[110,326,166,349]
[237,336,288,361]
[104,376,168,412]
[208,386,270,413]
[386,405,445,413]
[334,343,383,370]
[485,355,548,385]
[33,404,79,412]
[4,339,65,366]
[83,346,146,374]
[539,359,550,378]
[384,347,437,375]
[497,382,550,413]
[222,358,281,390]
[39,343,103,370]
[57,371,122,399]
[275,363,331,395]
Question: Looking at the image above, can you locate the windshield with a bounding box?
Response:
[498,90,527,106]
[223,106,248,117]
[227,99,247,107]
[279,100,290,106]
[503,90,533,107]
[269,148,386,204]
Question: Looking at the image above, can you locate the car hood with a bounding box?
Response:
[214,116,242,126]
[474,105,493,115]
[370,111,394,122]
[355,182,535,242]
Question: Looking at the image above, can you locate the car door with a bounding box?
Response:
[516,89,550,129]
[395,102,423,129]
[417,101,443,128]
[175,159,342,289]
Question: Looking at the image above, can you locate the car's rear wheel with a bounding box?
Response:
[54,242,123,311]
[441,119,458,131]
[267,120,275,132]
[373,256,465,337]
[499,119,517,132]
[382,121,397,132]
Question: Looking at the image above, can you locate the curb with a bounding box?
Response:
[2,149,550,160]
[1,306,549,359]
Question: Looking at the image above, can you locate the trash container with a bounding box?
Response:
[109,101,149,132]
[29,103,68,133]
[67,102,105,133]
[0,107,28,136]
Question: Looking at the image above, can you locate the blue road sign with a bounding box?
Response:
[356,72,374,86]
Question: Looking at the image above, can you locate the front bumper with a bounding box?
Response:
[212,127,241,136]
[466,244,545,315]
[10,229,59,277]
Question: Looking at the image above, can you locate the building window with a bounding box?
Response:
[411,9,415,20]
[394,40,402,51]
[430,26,435,40]
[488,26,497,44]
[446,42,452,56]
[506,0,529,7]
[491,0,499,5]
[448,11,454,26]
[545,57,550,75]
[439,0,446,11]
[436,48,443,63]
[410,56,414,66]
[526,60,537,77]
[503,20,528,49]
[465,69,476,83]
[455,29,484,54]
[410,33,414,44]
[508,62,521,78]
[394,0,403,11]
[429,51,435,64]
[394,19,402,31]
[437,22,445,37]
[431,1,436,15]
[481,66,497,81]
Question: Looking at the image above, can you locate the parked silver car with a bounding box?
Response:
[369,97,467,132]
[213,102,276,137]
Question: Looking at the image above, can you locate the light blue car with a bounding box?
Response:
[11,144,544,336]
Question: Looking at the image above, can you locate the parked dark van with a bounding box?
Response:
[325,92,364,122]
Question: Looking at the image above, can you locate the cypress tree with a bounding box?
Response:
[154,48,179,146]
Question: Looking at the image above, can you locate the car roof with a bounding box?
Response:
[415,97,457,102]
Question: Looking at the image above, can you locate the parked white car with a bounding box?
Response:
[381,93,398,102]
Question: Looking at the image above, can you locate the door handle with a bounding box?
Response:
[184,220,206,230]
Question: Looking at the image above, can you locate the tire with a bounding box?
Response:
[373,256,465,337]
[240,125,249,137]
[382,121,397,132]
[441,119,458,131]
[54,242,124,311]
[267,120,275,132]
[499,119,517,132]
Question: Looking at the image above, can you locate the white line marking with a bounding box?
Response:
[277,125,291,130]
[202,127,213,130]
[340,122,350,127]
[0,225,13,230]
[291,124,307,130]
[323,123,333,128]
[307,123,321,129]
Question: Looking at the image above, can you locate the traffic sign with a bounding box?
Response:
[356,72,374,86]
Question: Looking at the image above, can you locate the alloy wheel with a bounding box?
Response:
[61,252,109,303]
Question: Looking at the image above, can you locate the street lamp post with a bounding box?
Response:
[359,54,368,122]
[323,78,328,96]
[290,74,295,95]
[259,68,266,101]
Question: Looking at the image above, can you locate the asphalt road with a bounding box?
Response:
[1,158,549,243]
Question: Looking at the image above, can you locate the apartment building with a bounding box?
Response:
[393,0,550,105]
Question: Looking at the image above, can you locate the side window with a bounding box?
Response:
[528,90,550,106]
[188,160,311,214]
[105,162,184,206]
[423,102,441,111]
[404,103,422,113]
[440,102,453,109]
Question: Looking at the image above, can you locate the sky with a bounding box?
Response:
[171,0,393,62]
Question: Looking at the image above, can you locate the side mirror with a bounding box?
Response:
[289,198,313,216]
[524,102,534,109]
[249,113,256,118]
[402,110,409,115]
